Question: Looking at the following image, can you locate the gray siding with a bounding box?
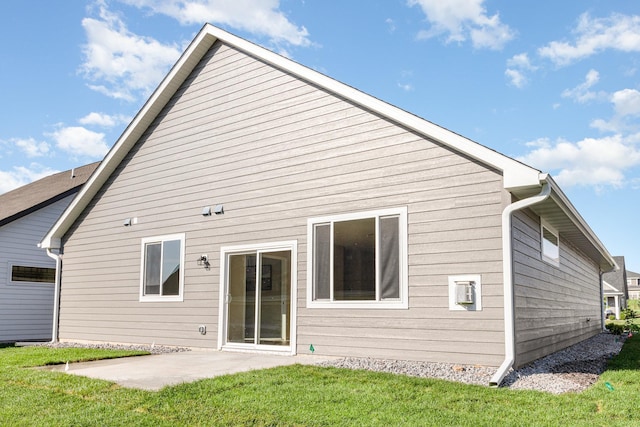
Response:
[60,41,507,365]
[0,197,71,341]
[512,209,602,367]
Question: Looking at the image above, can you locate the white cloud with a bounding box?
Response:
[408,0,514,50]
[590,88,640,133]
[48,126,110,158]
[505,53,536,88]
[561,69,606,103]
[80,4,182,102]
[0,164,59,194]
[119,0,311,47]
[518,134,640,188]
[12,138,51,157]
[397,82,414,92]
[505,68,526,88]
[538,13,640,66]
[611,88,640,117]
[507,53,534,70]
[79,112,131,127]
[386,18,396,34]
[504,53,538,89]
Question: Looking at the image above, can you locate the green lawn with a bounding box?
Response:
[1,338,639,426]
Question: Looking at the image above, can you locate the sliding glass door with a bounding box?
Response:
[226,249,291,347]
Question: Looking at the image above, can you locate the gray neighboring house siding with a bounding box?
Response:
[0,164,98,342]
[41,25,615,375]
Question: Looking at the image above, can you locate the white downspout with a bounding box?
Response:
[489,181,551,387]
[45,248,62,343]
[599,271,607,327]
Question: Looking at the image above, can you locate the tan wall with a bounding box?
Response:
[512,209,602,367]
[60,41,507,365]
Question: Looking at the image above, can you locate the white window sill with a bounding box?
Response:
[307,300,408,309]
[139,296,184,302]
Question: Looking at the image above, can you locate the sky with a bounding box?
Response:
[1,0,639,272]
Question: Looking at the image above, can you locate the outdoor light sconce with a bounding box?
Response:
[202,204,224,216]
[123,217,138,227]
[197,254,210,270]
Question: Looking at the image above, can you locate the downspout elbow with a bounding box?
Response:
[490,182,551,387]
[45,248,62,343]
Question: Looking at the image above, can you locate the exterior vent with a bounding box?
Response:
[455,281,475,305]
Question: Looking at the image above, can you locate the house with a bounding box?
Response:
[0,163,98,342]
[628,270,640,299]
[39,24,615,386]
[603,256,628,319]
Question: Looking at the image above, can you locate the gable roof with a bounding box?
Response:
[628,270,640,279]
[0,162,99,227]
[603,280,624,295]
[38,24,616,272]
[603,256,628,296]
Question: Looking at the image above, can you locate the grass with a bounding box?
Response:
[0,339,639,426]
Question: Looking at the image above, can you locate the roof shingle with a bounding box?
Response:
[0,162,99,226]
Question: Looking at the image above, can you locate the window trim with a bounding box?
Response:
[8,261,56,286]
[306,207,408,309]
[139,233,186,302]
[540,219,560,266]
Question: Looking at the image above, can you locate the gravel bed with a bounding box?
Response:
[37,341,191,355]
[35,332,626,394]
[320,332,627,394]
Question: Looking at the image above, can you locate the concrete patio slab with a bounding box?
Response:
[44,351,337,391]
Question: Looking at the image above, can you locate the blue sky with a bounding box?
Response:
[1,1,639,271]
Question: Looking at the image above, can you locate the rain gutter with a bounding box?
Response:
[45,248,62,343]
[489,180,551,387]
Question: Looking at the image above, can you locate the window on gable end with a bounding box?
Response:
[541,220,559,266]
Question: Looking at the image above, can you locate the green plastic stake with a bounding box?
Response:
[309,344,315,353]
[605,382,614,391]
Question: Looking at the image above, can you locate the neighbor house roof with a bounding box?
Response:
[603,256,628,297]
[628,270,640,278]
[0,162,99,227]
[603,281,624,295]
[38,24,616,272]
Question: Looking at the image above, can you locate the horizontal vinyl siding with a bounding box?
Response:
[512,209,601,367]
[0,197,72,341]
[61,41,506,365]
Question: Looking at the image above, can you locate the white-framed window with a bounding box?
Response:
[307,207,408,309]
[541,220,559,266]
[139,233,185,302]
[9,262,55,285]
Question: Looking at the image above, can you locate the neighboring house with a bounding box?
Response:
[603,256,628,319]
[628,270,640,299]
[39,24,615,386]
[0,163,98,342]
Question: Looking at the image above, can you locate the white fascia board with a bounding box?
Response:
[39,26,218,249]
[202,24,542,191]
[543,176,616,271]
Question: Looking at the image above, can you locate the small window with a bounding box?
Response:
[10,265,55,284]
[541,220,559,265]
[307,208,408,309]
[140,234,185,301]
